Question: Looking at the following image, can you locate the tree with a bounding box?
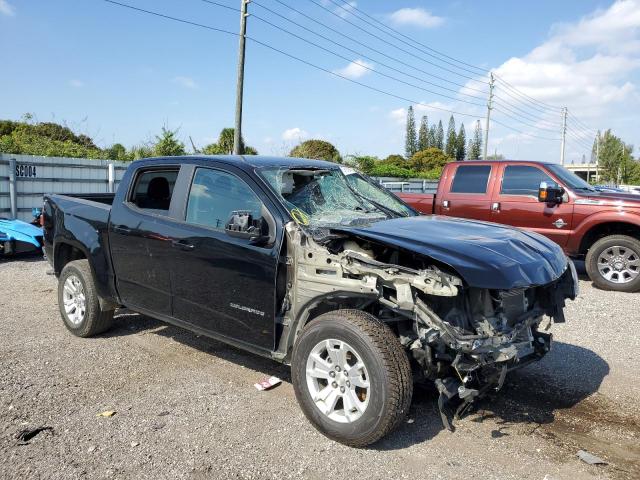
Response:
[152,127,186,157]
[435,120,444,150]
[455,124,466,161]
[445,115,456,157]
[418,115,429,151]
[106,143,127,161]
[428,125,437,149]
[290,139,342,163]
[405,106,417,158]
[595,130,635,184]
[468,120,483,160]
[410,147,452,171]
[382,154,406,166]
[202,127,257,155]
[349,155,378,173]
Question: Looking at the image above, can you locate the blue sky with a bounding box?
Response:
[1,0,638,163]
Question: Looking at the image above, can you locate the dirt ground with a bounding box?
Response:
[1,256,639,480]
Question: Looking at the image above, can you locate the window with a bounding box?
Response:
[450,165,491,194]
[130,169,179,213]
[186,168,263,230]
[501,166,557,196]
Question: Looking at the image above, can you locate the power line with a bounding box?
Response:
[492,99,560,129]
[490,118,560,141]
[493,75,563,112]
[493,106,561,133]
[102,0,484,121]
[251,0,488,100]
[304,0,489,87]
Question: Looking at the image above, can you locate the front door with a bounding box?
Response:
[170,165,281,351]
[491,164,574,247]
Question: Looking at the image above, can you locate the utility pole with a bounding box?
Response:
[482,72,494,160]
[233,0,250,155]
[560,106,567,166]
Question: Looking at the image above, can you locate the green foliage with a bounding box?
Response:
[129,145,155,160]
[435,120,444,150]
[351,155,378,173]
[202,127,257,155]
[410,148,452,171]
[290,139,342,163]
[382,154,406,166]
[417,115,429,151]
[455,124,466,161]
[594,129,636,184]
[202,142,227,155]
[405,106,417,158]
[445,116,456,158]
[469,120,483,160]
[0,125,107,159]
[153,127,186,157]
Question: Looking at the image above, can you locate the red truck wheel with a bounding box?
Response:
[585,235,640,293]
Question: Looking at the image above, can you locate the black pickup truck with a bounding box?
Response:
[43,155,578,446]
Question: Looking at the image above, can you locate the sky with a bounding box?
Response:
[1,0,639,164]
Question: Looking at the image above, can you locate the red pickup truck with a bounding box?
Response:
[398,160,640,292]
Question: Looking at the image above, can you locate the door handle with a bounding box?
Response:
[171,239,195,251]
[442,200,450,209]
[113,225,132,234]
[491,202,500,212]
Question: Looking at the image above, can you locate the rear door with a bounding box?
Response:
[169,164,282,351]
[438,163,496,221]
[491,164,574,246]
[109,166,184,316]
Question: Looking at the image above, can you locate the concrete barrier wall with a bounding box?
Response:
[0,153,129,222]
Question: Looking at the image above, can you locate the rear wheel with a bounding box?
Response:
[586,235,640,292]
[58,260,114,337]
[291,310,412,447]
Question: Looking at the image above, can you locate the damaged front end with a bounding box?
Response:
[277,222,578,431]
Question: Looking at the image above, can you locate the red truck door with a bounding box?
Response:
[437,163,497,222]
[490,163,574,247]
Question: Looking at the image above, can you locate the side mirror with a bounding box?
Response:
[538,182,565,205]
[225,211,270,245]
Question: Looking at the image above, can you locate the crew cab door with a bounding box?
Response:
[169,164,281,351]
[437,163,496,221]
[491,164,574,247]
[109,166,185,316]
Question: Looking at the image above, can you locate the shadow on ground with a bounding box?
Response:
[104,310,608,451]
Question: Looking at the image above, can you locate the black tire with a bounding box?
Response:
[585,235,640,292]
[291,310,413,447]
[58,259,114,337]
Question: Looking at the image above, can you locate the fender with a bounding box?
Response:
[567,209,640,254]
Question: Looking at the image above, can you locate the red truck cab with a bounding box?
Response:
[399,160,640,292]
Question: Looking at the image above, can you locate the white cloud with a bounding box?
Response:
[389,8,444,29]
[172,76,197,89]
[0,0,15,16]
[282,127,309,142]
[69,79,85,88]
[333,59,374,79]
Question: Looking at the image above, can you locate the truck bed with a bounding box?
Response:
[397,193,435,214]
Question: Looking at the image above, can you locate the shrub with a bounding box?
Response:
[409,148,452,171]
[290,139,342,163]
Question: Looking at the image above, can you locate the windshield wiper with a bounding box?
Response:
[352,191,404,219]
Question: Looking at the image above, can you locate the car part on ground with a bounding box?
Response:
[0,218,43,256]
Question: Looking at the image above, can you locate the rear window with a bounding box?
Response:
[450,165,491,194]
[130,169,179,214]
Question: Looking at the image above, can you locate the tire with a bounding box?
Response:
[291,309,412,447]
[585,235,640,293]
[58,259,114,337]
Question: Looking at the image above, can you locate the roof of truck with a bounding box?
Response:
[135,155,339,170]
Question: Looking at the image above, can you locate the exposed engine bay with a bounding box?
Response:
[276,222,578,430]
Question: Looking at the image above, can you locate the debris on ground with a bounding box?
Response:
[15,426,53,444]
[96,410,116,417]
[254,376,282,391]
[577,450,607,465]
[131,441,140,447]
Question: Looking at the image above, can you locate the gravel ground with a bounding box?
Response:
[1,256,639,480]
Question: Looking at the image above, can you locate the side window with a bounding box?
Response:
[501,166,557,196]
[450,165,491,194]
[186,168,263,230]
[130,169,179,214]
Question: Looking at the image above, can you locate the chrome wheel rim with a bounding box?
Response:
[63,275,86,325]
[305,339,370,423]
[597,245,640,284]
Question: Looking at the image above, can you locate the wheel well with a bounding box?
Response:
[54,243,87,276]
[579,222,640,255]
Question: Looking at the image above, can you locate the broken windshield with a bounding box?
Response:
[259,167,390,227]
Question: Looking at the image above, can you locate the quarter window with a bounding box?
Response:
[501,166,557,196]
[450,165,491,194]
[130,169,179,214]
[186,168,263,230]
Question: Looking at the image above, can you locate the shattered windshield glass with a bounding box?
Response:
[259,167,390,227]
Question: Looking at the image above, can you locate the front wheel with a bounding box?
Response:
[585,235,640,292]
[291,310,412,447]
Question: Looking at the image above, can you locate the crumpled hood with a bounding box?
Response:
[334,215,567,290]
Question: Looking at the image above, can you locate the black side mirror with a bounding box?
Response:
[225,211,270,245]
[538,182,565,205]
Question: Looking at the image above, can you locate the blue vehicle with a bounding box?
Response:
[0,211,44,256]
